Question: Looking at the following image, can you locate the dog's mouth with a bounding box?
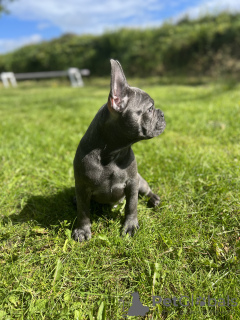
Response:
[153,118,166,136]
[144,123,166,139]
[154,109,166,134]
[140,113,166,139]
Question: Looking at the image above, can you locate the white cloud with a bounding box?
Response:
[7,0,165,34]
[5,0,240,34]
[37,22,52,30]
[0,34,43,54]
[175,0,240,22]
[5,0,240,36]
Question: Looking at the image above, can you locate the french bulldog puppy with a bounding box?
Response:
[73,59,166,241]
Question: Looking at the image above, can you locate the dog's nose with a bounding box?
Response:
[160,112,164,118]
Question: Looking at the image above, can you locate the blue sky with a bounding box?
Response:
[0,0,239,54]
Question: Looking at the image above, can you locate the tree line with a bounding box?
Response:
[0,12,240,77]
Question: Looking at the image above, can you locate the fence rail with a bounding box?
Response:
[0,68,90,88]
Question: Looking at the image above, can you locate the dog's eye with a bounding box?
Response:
[148,106,153,112]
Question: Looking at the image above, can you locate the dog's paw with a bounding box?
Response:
[72,225,91,242]
[147,193,160,208]
[122,218,139,237]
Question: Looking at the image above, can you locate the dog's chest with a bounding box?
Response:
[91,166,127,204]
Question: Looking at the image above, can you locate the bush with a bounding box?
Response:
[1,12,240,77]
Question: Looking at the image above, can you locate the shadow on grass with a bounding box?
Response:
[9,187,119,231]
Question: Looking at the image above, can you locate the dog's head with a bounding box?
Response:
[107,59,166,142]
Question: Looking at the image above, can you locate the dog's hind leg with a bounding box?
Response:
[138,173,160,207]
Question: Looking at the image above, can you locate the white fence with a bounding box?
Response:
[0,72,17,88]
[0,68,90,88]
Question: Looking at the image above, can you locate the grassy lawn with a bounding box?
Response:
[0,78,239,319]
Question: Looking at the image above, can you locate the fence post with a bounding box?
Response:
[0,72,18,88]
[68,68,84,87]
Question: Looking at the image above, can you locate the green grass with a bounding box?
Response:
[0,78,239,319]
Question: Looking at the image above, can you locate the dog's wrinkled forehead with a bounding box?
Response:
[129,86,153,105]
[130,87,144,94]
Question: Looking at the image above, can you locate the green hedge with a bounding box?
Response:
[1,12,240,76]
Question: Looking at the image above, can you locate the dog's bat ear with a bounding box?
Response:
[108,59,129,113]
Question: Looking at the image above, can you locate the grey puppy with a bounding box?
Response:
[73,59,166,242]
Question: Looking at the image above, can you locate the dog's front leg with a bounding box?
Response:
[72,185,92,242]
[123,180,139,236]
